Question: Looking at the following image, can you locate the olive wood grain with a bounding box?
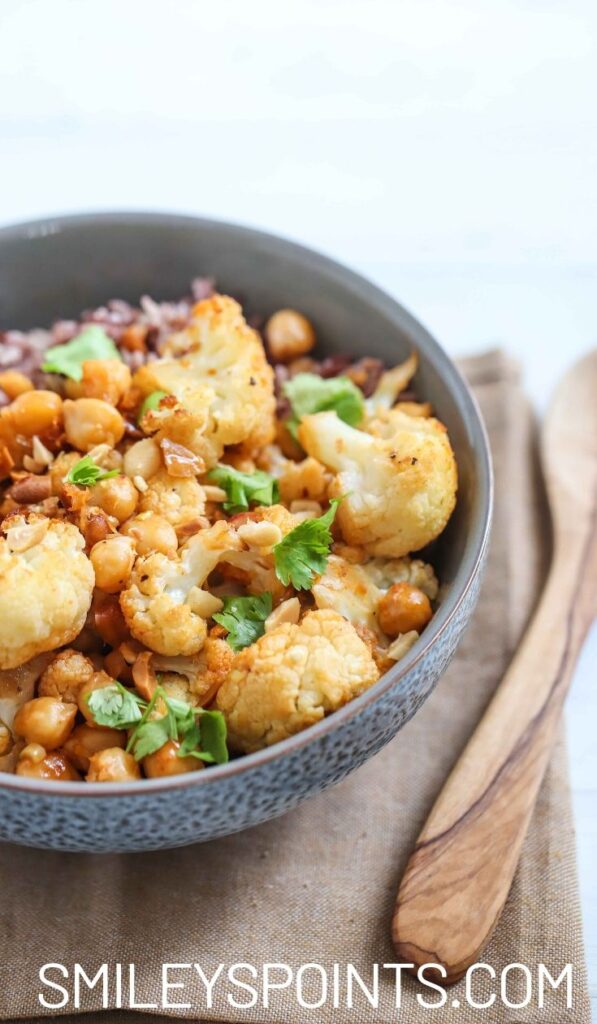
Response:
[392,351,597,985]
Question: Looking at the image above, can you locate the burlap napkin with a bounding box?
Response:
[0,351,590,1023]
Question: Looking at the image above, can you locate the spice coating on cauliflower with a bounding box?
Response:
[120,520,241,655]
[138,469,206,535]
[149,638,234,706]
[312,554,383,637]
[134,295,276,464]
[298,410,457,558]
[216,609,379,753]
[0,517,94,670]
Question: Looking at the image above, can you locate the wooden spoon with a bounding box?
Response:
[392,350,597,985]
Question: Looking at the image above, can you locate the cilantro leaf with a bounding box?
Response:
[131,718,174,760]
[86,683,145,730]
[273,500,339,590]
[213,593,273,651]
[125,686,229,765]
[193,710,229,764]
[207,464,279,513]
[41,325,122,381]
[283,373,364,438]
[138,390,169,423]
[66,455,119,487]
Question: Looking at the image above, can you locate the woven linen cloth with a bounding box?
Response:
[0,350,590,1023]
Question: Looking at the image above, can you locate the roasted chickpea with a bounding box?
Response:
[87,747,141,782]
[9,390,63,437]
[0,370,34,400]
[265,308,315,363]
[65,359,131,406]
[90,535,136,593]
[63,723,126,773]
[121,512,178,557]
[377,582,433,638]
[88,474,138,523]
[78,671,118,723]
[38,649,95,704]
[123,438,162,481]
[16,747,80,781]
[143,739,203,778]
[13,697,77,750]
[0,721,12,756]
[63,398,125,451]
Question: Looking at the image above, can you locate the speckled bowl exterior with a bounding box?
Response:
[0,213,492,852]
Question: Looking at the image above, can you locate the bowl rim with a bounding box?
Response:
[0,210,493,797]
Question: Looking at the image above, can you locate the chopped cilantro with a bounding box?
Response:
[66,454,119,487]
[273,499,340,590]
[283,373,364,438]
[85,682,144,730]
[213,593,273,651]
[207,464,279,513]
[41,325,121,381]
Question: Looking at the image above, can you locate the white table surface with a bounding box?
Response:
[0,0,595,1014]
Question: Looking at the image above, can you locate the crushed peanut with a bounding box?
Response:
[264,597,301,632]
[187,588,224,617]
[203,485,228,502]
[237,520,282,548]
[386,630,419,662]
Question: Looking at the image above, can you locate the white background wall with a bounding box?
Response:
[1,0,595,1013]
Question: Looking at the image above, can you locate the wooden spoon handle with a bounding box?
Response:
[392,523,597,984]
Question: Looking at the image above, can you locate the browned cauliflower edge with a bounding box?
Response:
[0,517,94,670]
[216,609,379,753]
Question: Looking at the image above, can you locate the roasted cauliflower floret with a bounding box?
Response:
[364,351,418,416]
[298,410,457,557]
[278,456,332,505]
[150,638,234,706]
[0,517,95,670]
[120,521,241,656]
[38,649,95,704]
[312,554,383,637]
[362,556,439,600]
[216,609,379,753]
[138,469,206,536]
[134,294,276,465]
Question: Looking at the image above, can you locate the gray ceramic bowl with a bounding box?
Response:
[0,212,492,852]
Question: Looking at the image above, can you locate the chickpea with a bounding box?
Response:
[13,697,77,750]
[63,723,126,773]
[90,535,136,593]
[88,474,138,523]
[16,748,81,781]
[50,450,80,495]
[143,739,203,778]
[123,438,162,481]
[63,398,125,451]
[121,512,178,557]
[265,308,316,363]
[9,390,63,437]
[78,671,118,723]
[0,370,34,400]
[377,582,433,638]
[87,747,141,782]
[0,721,12,756]
[65,359,131,406]
[38,649,95,704]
